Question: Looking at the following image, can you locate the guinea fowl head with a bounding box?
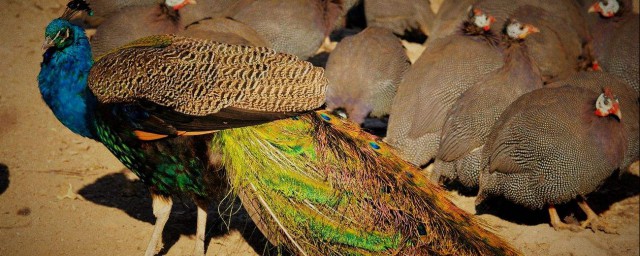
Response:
[462,7,496,36]
[589,0,620,18]
[471,8,496,31]
[595,87,622,119]
[165,0,197,11]
[504,19,540,40]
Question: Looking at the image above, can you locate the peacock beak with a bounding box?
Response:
[42,37,55,50]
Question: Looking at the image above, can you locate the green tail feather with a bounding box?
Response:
[213,110,520,255]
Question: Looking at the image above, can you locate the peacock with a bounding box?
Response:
[38,1,520,255]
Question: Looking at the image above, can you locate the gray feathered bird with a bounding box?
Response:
[232,0,345,60]
[477,85,630,232]
[324,27,410,125]
[385,8,506,166]
[90,0,195,58]
[178,17,270,47]
[586,0,639,92]
[546,71,639,174]
[364,0,434,37]
[432,20,543,188]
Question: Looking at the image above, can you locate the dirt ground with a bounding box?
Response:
[0,0,638,255]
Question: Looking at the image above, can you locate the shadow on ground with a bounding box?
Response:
[476,172,640,226]
[0,163,9,196]
[78,170,288,255]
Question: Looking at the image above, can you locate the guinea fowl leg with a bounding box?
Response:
[192,203,208,256]
[145,193,173,256]
[548,204,581,232]
[577,197,616,234]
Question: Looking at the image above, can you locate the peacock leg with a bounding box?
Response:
[192,203,207,256]
[548,204,581,232]
[577,197,616,234]
[145,193,173,256]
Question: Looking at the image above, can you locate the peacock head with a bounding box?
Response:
[595,87,622,119]
[165,0,197,11]
[43,19,75,50]
[471,8,495,31]
[589,0,620,18]
[43,0,92,50]
[504,19,540,40]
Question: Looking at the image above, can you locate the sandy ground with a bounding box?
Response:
[0,0,638,255]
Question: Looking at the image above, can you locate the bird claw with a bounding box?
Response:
[551,222,583,232]
[581,218,618,234]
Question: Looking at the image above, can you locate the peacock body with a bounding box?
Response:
[38,1,519,255]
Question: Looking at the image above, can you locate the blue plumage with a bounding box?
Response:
[38,19,96,139]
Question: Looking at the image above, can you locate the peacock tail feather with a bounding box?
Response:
[214,110,520,255]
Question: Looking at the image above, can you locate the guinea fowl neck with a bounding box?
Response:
[38,22,97,139]
[502,43,543,89]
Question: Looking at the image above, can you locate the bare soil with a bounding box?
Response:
[0,1,638,255]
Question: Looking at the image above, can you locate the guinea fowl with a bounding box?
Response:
[587,0,639,92]
[90,0,195,58]
[363,0,435,37]
[385,8,505,167]
[232,0,345,60]
[39,1,521,255]
[81,0,159,26]
[482,1,588,81]
[324,27,410,125]
[546,71,639,174]
[429,0,483,40]
[432,20,543,188]
[178,17,270,47]
[178,0,256,26]
[477,86,628,232]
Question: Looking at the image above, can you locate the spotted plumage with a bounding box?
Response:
[432,20,543,188]
[386,8,505,167]
[477,85,629,231]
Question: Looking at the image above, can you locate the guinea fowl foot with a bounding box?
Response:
[548,204,582,232]
[577,198,617,234]
[145,194,173,256]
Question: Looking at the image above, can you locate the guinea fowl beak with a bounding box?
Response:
[613,107,622,120]
[42,37,55,50]
[484,16,496,31]
[172,0,197,10]
[613,109,622,120]
[588,3,601,13]
[519,25,540,39]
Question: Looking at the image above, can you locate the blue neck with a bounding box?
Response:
[38,22,97,139]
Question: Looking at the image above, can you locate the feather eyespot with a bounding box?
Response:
[320,113,331,121]
[417,223,427,236]
[369,141,381,150]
